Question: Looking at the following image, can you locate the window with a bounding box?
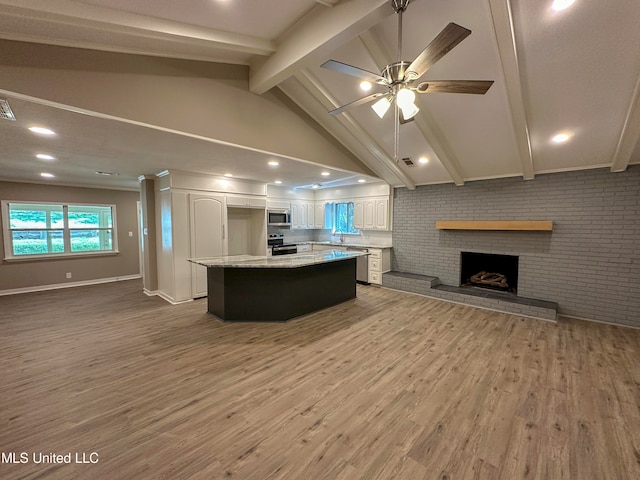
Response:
[2,201,117,259]
[332,202,359,234]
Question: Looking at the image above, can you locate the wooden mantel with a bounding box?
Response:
[435,220,553,231]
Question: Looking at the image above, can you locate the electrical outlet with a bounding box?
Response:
[128,231,133,237]
[66,272,72,279]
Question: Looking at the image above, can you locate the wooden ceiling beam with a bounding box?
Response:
[487,0,534,180]
[611,73,640,172]
[0,0,274,58]
[249,0,390,95]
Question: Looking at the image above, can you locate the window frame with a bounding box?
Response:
[331,201,360,235]
[2,200,119,261]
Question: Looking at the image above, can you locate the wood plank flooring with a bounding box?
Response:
[1,280,639,479]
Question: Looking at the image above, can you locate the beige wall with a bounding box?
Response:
[0,39,374,177]
[0,181,140,291]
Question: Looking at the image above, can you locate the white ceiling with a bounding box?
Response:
[0,0,639,191]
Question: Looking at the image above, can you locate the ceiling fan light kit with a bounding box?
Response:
[372,96,393,118]
[322,0,494,161]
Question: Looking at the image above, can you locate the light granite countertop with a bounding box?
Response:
[295,241,393,249]
[189,249,368,269]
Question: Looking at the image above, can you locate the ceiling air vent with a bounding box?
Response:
[0,99,16,121]
[402,157,415,167]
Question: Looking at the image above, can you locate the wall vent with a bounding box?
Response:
[402,157,415,167]
[0,99,16,121]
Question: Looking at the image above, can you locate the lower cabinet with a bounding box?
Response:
[368,248,391,285]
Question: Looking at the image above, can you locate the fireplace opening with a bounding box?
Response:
[460,252,519,294]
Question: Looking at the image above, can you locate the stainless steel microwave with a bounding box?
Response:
[267,209,291,227]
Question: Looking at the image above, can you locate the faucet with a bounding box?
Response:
[335,230,344,243]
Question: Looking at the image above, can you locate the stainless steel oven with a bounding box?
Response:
[267,234,297,256]
[267,209,291,227]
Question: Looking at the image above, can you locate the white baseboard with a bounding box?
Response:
[144,288,193,305]
[0,274,141,297]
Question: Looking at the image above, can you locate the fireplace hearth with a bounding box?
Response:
[460,252,519,294]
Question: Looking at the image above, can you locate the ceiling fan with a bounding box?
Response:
[321,0,493,162]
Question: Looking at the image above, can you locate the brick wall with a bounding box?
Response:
[392,166,640,327]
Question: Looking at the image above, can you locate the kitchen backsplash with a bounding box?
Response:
[267,227,393,247]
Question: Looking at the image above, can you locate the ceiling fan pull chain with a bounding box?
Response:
[394,101,400,162]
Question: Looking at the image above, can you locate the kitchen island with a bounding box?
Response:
[189,250,368,321]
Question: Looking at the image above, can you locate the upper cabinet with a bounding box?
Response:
[353,201,364,230]
[291,200,324,230]
[314,202,326,229]
[353,197,390,231]
[227,195,267,209]
[374,198,389,230]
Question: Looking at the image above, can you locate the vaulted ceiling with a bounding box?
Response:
[1,0,639,190]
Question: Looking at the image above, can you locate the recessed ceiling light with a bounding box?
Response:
[36,154,56,161]
[40,172,55,178]
[29,126,56,136]
[418,156,429,164]
[274,180,282,184]
[268,160,279,167]
[321,171,330,176]
[360,81,372,91]
[552,0,575,11]
[552,132,571,143]
[224,173,233,177]
[311,184,320,189]
[96,171,120,176]
[358,179,366,183]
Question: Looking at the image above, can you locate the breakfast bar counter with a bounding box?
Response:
[189,250,367,321]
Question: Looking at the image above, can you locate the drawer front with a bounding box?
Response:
[368,249,381,259]
[369,259,381,271]
[369,271,381,284]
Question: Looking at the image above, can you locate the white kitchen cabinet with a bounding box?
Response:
[374,198,389,230]
[299,202,307,229]
[190,194,226,298]
[291,202,301,229]
[363,200,376,230]
[291,201,316,229]
[354,197,390,231]
[314,201,326,229]
[226,195,266,209]
[367,247,391,285]
[353,200,364,229]
[297,244,311,253]
[306,202,315,229]
[267,199,290,210]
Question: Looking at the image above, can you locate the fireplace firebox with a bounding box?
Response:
[460,252,519,294]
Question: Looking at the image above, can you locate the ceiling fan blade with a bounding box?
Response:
[321,60,387,85]
[406,23,472,80]
[329,93,389,116]
[416,80,494,94]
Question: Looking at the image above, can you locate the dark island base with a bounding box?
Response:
[207,258,357,321]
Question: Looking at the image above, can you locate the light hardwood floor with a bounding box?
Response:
[1,280,639,480]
